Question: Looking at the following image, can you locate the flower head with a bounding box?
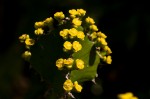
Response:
[118,92,138,99]
[34,28,44,35]
[19,34,30,43]
[72,41,82,52]
[97,31,107,38]
[25,38,35,46]
[69,28,78,39]
[34,21,44,29]
[44,17,53,26]
[63,79,74,92]
[97,37,107,46]
[64,58,74,69]
[54,11,65,20]
[76,59,84,69]
[106,55,112,64]
[22,51,31,61]
[90,25,98,31]
[77,31,85,40]
[72,18,82,27]
[74,81,83,92]
[56,58,64,70]
[60,29,69,39]
[63,41,72,51]
[77,9,86,16]
[69,9,78,18]
[85,17,95,25]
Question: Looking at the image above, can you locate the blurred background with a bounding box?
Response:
[0,0,150,99]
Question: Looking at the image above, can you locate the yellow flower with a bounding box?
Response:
[85,17,95,25]
[90,25,98,31]
[69,28,78,39]
[56,58,64,70]
[97,31,107,38]
[77,31,85,40]
[25,38,35,46]
[118,92,138,99]
[72,41,82,52]
[72,18,82,27]
[64,58,74,69]
[103,46,112,54]
[54,11,65,20]
[22,51,31,61]
[19,34,30,43]
[97,37,107,46]
[90,32,97,40]
[74,81,83,92]
[106,56,112,64]
[76,59,84,69]
[34,21,44,29]
[44,17,53,26]
[77,9,86,16]
[63,79,74,92]
[63,41,72,51]
[69,9,78,18]
[34,28,44,35]
[60,29,69,39]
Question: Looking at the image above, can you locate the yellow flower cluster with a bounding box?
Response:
[56,58,74,70]
[63,79,82,93]
[60,28,85,40]
[63,41,82,52]
[69,9,86,18]
[89,30,112,64]
[19,34,35,49]
[118,92,138,99]
[56,58,84,70]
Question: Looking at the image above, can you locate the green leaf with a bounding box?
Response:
[70,36,100,83]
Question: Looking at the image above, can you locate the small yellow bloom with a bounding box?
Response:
[90,32,97,40]
[69,28,78,39]
[64,58,74,69]
[19,34,30,43]
[60,29,69,39]
[69,9,78,18]
[63,41,72,51]
[25,38,35,46]
[77,31,85,40]
[63,79,74,92]
[97,31,107,38]
[54,11,65,20]
[118,92,138,99]
[44,17,53,26]
[72,18,82,27]
[34,21,44,29]
[22,51,31,61]
[34,28,44,35]
[97,37,107,46]
[103,46,112,54]
[56,58,64,70]
[106,56,112,64]
[90,25,98,31]
[85,17,95,25]
[72,41,82,52]
[77,9,86,16]
[76,59,84,69]
[74,81,83,92]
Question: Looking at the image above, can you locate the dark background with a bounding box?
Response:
[0,0,150,99]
